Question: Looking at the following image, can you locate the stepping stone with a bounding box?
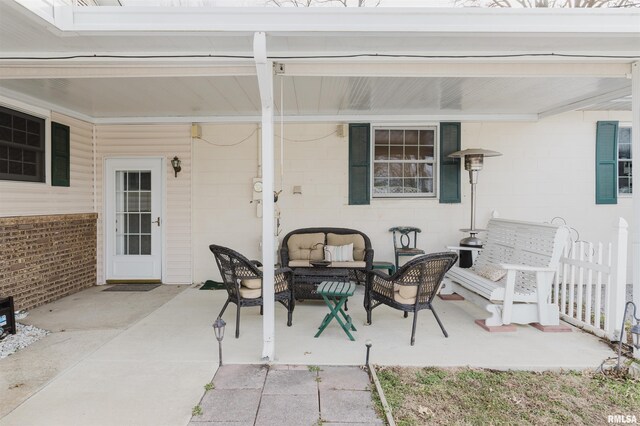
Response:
[262,369,318,395]
[318,366,370,391]
[255,394,319,426]
[320,390,382,424]
[212,364,268,390]
[198,389,261,422]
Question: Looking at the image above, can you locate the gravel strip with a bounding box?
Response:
[0,323,50,359]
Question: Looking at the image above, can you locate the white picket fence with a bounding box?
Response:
[552,218,628,341]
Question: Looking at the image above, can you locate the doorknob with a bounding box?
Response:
[152,217,161,227]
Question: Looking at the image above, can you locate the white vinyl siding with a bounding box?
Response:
[95,124,192,285]
[0,112,94,217]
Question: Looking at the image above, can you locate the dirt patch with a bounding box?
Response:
[372,366,640,426]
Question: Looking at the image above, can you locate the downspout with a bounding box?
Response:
[254,32,276,362]
[632,61,639,359]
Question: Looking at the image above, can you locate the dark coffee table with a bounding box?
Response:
[292,267,349,301]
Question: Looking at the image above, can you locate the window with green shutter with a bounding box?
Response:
[595,121,618,205]
[51,122,70,187]
[439,122,461,204]
[349,123,370,205]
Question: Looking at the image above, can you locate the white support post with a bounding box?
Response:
[632,62,640,359]
[254,32,276,362]
[608,218,628,340]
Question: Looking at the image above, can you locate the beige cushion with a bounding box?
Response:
[324,244,354,262]
[289,260,311,267]
[287,233,325,261]
[393,291,416,305]
[327,233,366,261]
[473,264,507,282]
[330,261,366,268]
[241,278,262,289]
[398,285,417,300]
[239,287,261,299]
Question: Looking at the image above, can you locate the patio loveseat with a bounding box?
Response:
[280,227,374,300]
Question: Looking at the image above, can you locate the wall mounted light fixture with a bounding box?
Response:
[171,156,182,178]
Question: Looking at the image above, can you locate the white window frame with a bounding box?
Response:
[618,122,632,197]
[370,124,439,199]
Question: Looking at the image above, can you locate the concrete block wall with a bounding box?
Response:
[0,213,97,310]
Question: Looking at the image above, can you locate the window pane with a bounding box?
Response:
[127,172,139,191]
[420,145,434,161]
[619,143,631,160]
[374,145,389,160]
[419,164,434,178]
[404,145,418,161]
[389,163,403,177]
[27,133,40,147]
[12,116,26,131]
[403,163,417,178]
[619,178,632,194]
[389,146,403,160]
[0,112,10,127]
[140,172,151,190]
[23,150,36,163]
[0,161,7,173]
[27,120,40,134]
[374,163,388,177]
[9,148,21,161]
[139,192,151,212]
[127,192,140,212]
[419,130,435,146]
[619,161,632,178]
[13,130,26,145]
[403,178,418,193]
[390,130,403,145]
[0,146,6,160]
[619,127,631,145]
[128,235,140,255]
[419,178,434,193]
[0,127,11,143]
[374,129,389,145]
[140,235,151,255]
[128,213,140,233]
[141,214,152,233]
[405,130,418,145]
[373,178,388,193]
[9,161,21,174]
[389,178,402,193]
[23,163,36,176]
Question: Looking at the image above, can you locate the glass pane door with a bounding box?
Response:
[115,170,153,255]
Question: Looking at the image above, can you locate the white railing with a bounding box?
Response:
[552,218,628,341]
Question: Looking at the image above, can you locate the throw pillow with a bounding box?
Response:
[324,243,354,262]
[474,264,507,282]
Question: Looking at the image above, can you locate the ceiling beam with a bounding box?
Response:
[538,87,632,119]
[279,62,632,79]
[0,65,256,79]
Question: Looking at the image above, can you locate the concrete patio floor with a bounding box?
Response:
[0,284,615,426]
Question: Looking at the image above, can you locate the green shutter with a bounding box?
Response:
[595,121,618,205]
[51,122,70,187]
[439,122,461,204]
[349,123,370,205]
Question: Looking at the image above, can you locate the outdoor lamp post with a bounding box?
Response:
[448,148,502,267]
[617,301,640,370]
[213,317,226,367]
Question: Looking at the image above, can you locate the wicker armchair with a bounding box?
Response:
[365,252,458,345]
[209,244,295,338]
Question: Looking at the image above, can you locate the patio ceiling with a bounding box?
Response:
[0,1,638,122]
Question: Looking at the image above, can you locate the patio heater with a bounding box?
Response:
[448,148,502,268]
[617,301,640,370]
[213,317,226,367]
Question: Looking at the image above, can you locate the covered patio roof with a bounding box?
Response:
[0,2,638,123]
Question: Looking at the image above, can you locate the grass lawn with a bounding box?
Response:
[373,366,640,426]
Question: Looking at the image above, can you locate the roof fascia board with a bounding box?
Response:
[279,62,633,79]
[93,113,539,125]
[0,64,256,79]
[46,6,640,34]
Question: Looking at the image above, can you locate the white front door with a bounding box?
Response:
[105,158,163,281]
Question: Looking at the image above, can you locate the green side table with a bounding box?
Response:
[314,281,357,341]
[372,261,396,275]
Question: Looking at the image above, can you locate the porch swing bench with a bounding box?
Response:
[440,218,569,328]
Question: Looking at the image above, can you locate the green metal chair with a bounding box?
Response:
[389,226,425,270]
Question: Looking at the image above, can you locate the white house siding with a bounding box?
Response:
[192,111,633,284]
[0,111,94,217]
[95,124,192,285]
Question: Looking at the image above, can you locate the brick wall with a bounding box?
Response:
[0,213,97,311]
